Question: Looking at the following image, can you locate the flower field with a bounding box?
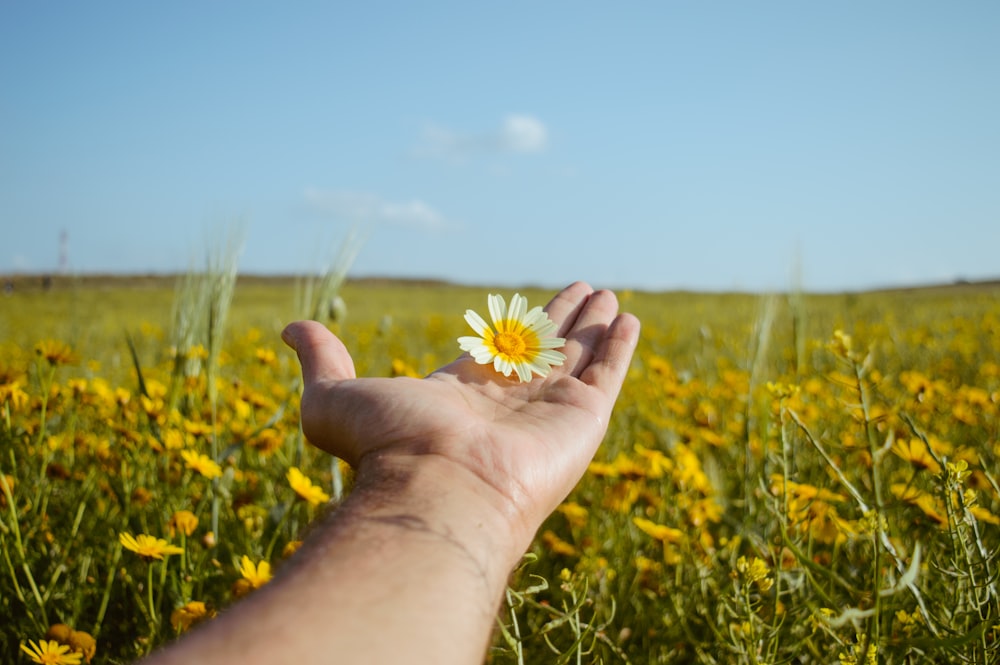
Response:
[2,275,1000,664]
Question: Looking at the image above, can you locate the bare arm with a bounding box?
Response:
[142,282,640,664]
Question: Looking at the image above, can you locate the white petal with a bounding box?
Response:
[458,336,485,351]
[522,306,546,327]
[488,294,506,325]
[531,320,558,338]
[535,349,567,366]
[464,310,490,336]
[527,359,552,377]
[494,356,514,376]
[508,294,527,322]
[470,348,494,364]
[513,361,532,383]
[536,336,566,349]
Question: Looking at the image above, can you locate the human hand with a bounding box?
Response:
[281,282,640,558]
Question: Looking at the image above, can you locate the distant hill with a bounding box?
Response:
[2,272,998,295]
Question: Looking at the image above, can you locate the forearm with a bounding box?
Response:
[144,454,523,665]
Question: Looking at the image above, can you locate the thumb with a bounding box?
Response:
[281,321,357,385]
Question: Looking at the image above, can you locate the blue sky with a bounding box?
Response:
[2,2,998,292]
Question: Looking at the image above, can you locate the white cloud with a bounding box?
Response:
[417,114,549,162]
[501,114,548,153]
[303,189,454,231]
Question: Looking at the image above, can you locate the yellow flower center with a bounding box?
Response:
[494,330,527,357]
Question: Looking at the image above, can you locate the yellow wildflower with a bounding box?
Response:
[736,556,774,592]
[119,532,184,561]
[634,444,673,478]
[34,339,77,366]
[180,450,223,479]
[633,517,685,565]
[282,540,303,558]
[890,484,947,527]
[248,428,284,456]
[232,555,272,598]
[828,329,854,360]
[587,460,620,478]
[182,419,213,437]
[0,474,15,507]
[947,459,971,483]
[687,497,723,527]
[891,438,942,474]
[233,397,252,421]
[254,347,277,367]
[603,452,647,479]
[541,530,578,557]
[633,517,684,543]
[766,381,801,400]
[170,601,215,632]
[286,467,330,505]
[556,502,589,528]
[168,510,199,537]
[41,624,94,662]
[19,639,82,665]
[0,380,30,411]
[391,357,422,378]
[162,429,187,450]
[602,478,642,514]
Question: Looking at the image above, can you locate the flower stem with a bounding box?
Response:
[147,563,157,625]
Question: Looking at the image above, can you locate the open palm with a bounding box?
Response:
[282,282,640,540]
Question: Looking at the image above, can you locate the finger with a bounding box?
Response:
[557,289,622,377]
[579,312,641,401]
[543,281,595,335]
[281,320,357,385]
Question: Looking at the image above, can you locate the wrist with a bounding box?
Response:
[151,452,531,665]
[352,451,531,577]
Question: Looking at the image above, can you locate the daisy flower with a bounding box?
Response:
[458,293,566,383]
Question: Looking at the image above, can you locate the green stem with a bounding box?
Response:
[264,500,295,561]
[92,546,122,638]
[32,363,56,450]
[23,562,48,627]
[0,473,22,555]
[1,537,28,604]
[147,562,157,625]
[855,361,883,650]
